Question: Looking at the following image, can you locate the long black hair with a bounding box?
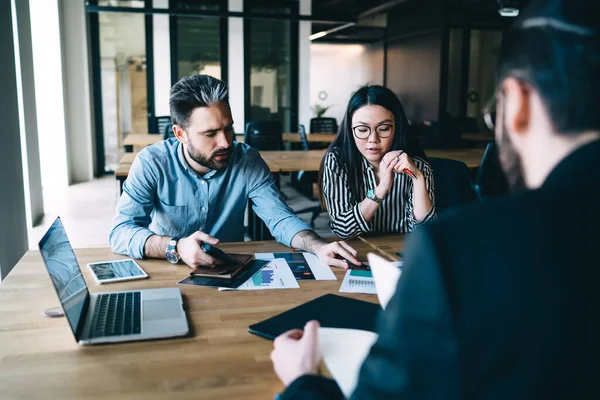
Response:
[318,85,423,206]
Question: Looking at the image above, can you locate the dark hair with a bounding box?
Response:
[497,0,600,134]
[169,74,229,130]
[318,85,423,205]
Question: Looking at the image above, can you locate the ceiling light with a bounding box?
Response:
[309,31,328,40]
[499,7,519,17]
[497,0,521,17]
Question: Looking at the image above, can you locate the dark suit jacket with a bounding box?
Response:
[281,140,600,399]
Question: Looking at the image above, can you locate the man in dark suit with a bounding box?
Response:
[270,0,600,398]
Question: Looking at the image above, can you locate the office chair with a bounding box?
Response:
[244,121,283,150]
[473,142,509,201]
[310,117,338,134]
[292,125,322,227]
[154,116,172,139]
[244,121,283,241]
[427,157,477,214]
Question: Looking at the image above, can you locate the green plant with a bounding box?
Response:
[311,104,331,118]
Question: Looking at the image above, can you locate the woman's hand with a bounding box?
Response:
[393,151,423,180]
[375,151,400,196]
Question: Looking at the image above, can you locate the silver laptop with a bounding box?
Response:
[39,217,189,345]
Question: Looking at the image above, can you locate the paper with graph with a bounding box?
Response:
[218,258,299,291]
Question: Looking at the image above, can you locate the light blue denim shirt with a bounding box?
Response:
[109,138,311,258]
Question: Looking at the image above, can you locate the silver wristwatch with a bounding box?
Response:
[366,189,383,204]
[165,237,181,264]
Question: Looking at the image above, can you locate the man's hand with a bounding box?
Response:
[315,240,360,269]
[291,230,361,269]
[271,320,322,387]
[177,231,225,269]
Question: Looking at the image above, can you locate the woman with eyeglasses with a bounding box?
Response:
[318,85,435,240]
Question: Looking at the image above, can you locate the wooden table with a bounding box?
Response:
[115,148,485,196]
[123,133,335,151]
[282,133,336,144]
[426,148,485,168]
[260,148,485,172]
[0,237,402,399]
[123,133,163,152]
[461,132,494,143]
[259,150,326,172]
[115,152,284,194]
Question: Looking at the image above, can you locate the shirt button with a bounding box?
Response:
[201,206,207,211]
[199,227,204,231]
[200,180,206,185]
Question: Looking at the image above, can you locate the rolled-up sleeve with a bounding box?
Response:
[322,152,371,240]
[109,152,157,258]
[246,149,312,246]
[405,159,436,230]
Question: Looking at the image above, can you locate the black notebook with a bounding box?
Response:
[248,294,382,340]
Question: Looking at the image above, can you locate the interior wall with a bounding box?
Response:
[310,43,384,125]
[1,0,29,280]
[228,0,245,131]
[386,31,442,123]
[298,0,311,131]
[14,0,44,226]
[467,30,502,119]
[153,0,170,118]
[59,0,95,184]
[30,0,69,188]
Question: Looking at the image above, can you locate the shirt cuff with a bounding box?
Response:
[354,203,372,233]
[128,228,154,259]
[279,375,344,400]
[413,205,436,226]
[280,218,313,247]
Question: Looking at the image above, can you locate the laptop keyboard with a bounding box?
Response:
[89,292,141,338]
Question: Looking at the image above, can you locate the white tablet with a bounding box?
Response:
[87,259,148,284]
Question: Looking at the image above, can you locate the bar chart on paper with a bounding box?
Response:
[221,259,300,291]
[339,269,377,294]
[252,269,275,286]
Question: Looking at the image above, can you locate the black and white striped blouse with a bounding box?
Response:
[322,151,436,239]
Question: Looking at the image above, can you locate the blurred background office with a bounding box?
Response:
[1,0,524,280]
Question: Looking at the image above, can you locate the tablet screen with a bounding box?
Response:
[89,260,145,281]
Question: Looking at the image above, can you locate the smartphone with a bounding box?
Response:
[201,242,231,262]
[336,255,370,270]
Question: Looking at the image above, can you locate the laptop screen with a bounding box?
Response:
[39,217,89,337]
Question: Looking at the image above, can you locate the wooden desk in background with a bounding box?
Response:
[123,133,335,151]
[115,148,485,194]
[123,133,162,152]
[0,237,402,399]
[461,132,495,143]
[282,133,336,144]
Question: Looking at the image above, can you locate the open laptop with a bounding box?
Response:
[39,217,189,345]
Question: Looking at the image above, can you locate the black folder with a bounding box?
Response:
[248,294,382,340]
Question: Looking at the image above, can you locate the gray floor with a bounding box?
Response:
[29,174,335,250]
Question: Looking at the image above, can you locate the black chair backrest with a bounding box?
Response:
[244,121,283,150]
[475,142,509,198]
[428,157,477,213]
[298,124,309,151]
[155,116,172,139]
[310,117,337,133]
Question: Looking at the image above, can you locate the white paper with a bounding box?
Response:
[367,254,403,310]
[218,258,299,291]
[339,269,377,294]
[255,252,336,280]
[318,327,379,398]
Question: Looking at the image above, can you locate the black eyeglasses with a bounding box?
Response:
[482,92,500,131]
[352,124,394,140]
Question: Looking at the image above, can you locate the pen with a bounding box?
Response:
[403,169,416,179]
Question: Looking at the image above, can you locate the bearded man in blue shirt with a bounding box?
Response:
[110,74,359,269]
